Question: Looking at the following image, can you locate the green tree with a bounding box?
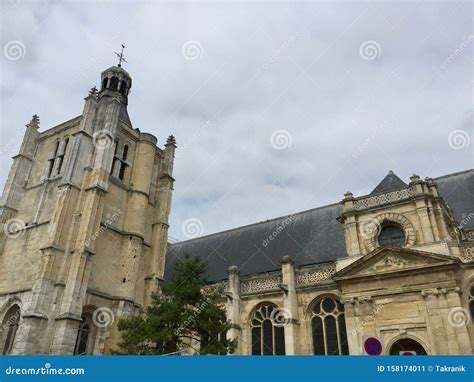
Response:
[116,255,236,355]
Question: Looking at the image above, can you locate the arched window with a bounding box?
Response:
[1,305,20,355]
[56,138,69,175]
[102,77,108,90]
[251,304,285,355]
[109,76,119,90]
[389,338,427,355]
[47,141,60,178]
[311,297,349,355]
[119,81,128,96]
[74,313,92,355]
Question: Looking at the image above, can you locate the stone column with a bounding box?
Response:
[281,256,299,355]
[341,297,358,355]
[226,266,241,350]
[443,287,472,354]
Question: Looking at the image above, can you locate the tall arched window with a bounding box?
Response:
[47,141,60,178]
[118,144,129,181]
[311,297,349,355]
[251,304,285,355]
[1,305,20,355]
[56,138,69,175]
[74,313,92,355]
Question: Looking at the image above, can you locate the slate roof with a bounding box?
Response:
[371,171,408,194]
[165,169,474,283]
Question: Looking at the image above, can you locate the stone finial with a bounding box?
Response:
[281,255,293,264]
[88,86,98,97]
[410,174,420,183]
[228,265,239,275]
[166,135,177,146]
[343,191,353,199]
[27,114,40,128]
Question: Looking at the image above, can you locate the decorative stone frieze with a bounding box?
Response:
[295,268,336,287]
[240,275,282,295]
[353,187,414,211]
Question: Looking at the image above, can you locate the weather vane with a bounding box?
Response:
[115,44,127,67]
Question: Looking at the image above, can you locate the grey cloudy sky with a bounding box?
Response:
[1,0,472,240]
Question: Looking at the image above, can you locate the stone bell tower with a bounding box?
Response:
[0,56,176,355]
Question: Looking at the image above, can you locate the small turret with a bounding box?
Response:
[98,65,132,105]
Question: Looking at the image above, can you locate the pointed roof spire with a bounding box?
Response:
[371,171,407,194]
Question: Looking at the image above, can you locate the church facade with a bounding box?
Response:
[0,63,473,356]
[167,170,474,355]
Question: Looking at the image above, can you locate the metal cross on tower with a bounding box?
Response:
[115,44,128,67]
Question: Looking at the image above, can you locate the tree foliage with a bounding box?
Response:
[116,255,236,355]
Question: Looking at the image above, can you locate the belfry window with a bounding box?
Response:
[56,138,69,175]
[118,144,129,181]
[47,141,60,178]
[74,313,92,355]
[109,76,119,90]
[101,77,108,90]
[311,297,349,355]
[251,304,285,355]
[1,305,20,355]
[119,81,128,96]
[378,223,405,247]
[110,140,119,175]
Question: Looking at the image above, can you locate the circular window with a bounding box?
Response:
[378,223,405,247]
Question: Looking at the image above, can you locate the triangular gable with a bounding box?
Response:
[334,247,458,280]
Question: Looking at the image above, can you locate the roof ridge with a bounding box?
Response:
[170,201,342,246]
[433,168,474,180]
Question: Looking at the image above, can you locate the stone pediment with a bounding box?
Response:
[335,247,458,280]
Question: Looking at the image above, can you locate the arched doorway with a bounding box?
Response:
[389,338,427,355]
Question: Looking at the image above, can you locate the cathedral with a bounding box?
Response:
[0,63,473,356]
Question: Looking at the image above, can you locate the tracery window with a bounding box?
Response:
[311,297,349,355]
[1,305,20,355]
[251,304,285,355]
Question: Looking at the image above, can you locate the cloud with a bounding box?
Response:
[0,1,472,240]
